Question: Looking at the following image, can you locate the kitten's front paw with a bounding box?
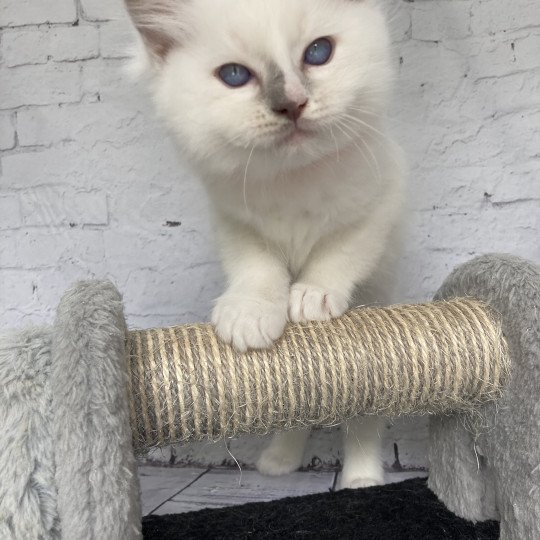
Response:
[288,283,348,323]
[212,294,287,352]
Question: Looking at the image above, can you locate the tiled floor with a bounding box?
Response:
[139,466,428,516]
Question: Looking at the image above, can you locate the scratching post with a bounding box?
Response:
[0,254,538,540]
[127,299,508,451]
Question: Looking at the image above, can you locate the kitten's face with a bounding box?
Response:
[128,0,392,176]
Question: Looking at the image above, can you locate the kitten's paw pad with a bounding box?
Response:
[256,448,303,476]
[338,476,384,490]
[212,295,287,352]
[288,283,348,323]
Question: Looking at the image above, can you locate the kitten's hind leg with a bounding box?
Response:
[256,428,310,476]
[339,416,384,489]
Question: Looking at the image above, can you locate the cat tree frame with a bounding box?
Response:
[1,254,538,539]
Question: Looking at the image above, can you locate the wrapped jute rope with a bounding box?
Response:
[125,298,509,452]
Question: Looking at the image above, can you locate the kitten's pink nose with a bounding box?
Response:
[273,99,308,122]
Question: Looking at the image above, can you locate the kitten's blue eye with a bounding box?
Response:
[218,63,252,87]
[304,37,333,66]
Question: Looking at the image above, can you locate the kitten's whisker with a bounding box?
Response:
[329,126,340,163]
[348,107,407,129]
[340,113,390,144]
[338,113,403,170]
[243,144,255,212]
[335,119,381,184]
[347,106,385,119]
[364,142,382,184]
[334,121,379,182]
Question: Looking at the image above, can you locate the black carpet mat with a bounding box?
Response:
[142,477,499,539]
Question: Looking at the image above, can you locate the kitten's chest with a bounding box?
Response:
[259,204,331,270]
[237,178,370,272]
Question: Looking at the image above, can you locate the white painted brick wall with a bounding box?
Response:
[80,0,127,22]
[0,0,77,27]
[0,113,16,150]
[1,0,539,471]
[3,26,99,67]
[0,63,83,108]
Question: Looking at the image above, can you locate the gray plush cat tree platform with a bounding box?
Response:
[1,254,538,540]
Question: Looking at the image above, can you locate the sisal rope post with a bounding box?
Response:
[126,298,509,452]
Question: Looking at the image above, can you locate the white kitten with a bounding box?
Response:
[125,0,405,489]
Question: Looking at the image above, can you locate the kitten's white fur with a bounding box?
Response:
[126,0,405,489]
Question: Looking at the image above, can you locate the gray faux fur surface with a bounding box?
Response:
[429,254,540,540]
[0,281,141,540]
[0,328,59,539]
[51,280,141,540]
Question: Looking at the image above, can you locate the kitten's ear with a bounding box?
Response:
[124,0,182,62]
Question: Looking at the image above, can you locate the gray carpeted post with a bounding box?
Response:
[429,254,540,540]
[0,282,142,540]
[51,280,141,540]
